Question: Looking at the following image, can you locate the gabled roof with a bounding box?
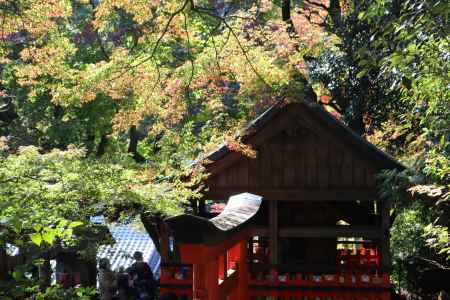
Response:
[200,100,404,171]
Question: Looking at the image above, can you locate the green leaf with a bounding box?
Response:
[68,221,83,228]
[11,218,22,234]
[438,247,450,254]
[65,228,73,237]
[14,239,24,247]
[57,219,68,228]
[30,233,42,246]
[33,224,42,232]
[356,70,368,78]
[42,230,56,245]
[12,270,23,281]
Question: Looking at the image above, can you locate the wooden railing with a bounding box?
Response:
[161,265,390,299]
[250,271,389,286]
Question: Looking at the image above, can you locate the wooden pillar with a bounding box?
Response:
[0,247,6,280]
[380,198,391,271]
[223,252,228,278]
[193,263,206,300]
[230,289,239,300]
[206,258,219,300]
[159,222,169,261]
[238,240,249,300]
[269,200,278,264]
[218,254,226,280]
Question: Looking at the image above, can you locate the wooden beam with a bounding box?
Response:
[206,151,243,177]
[178,229,252,264]
[204,188,377,202]
[380,198,391,270]
[0,247,7,281]
[251,226,381,238]
[206,259,219,300]
[218,269,238,299]
[250,226,269,236]
[193,263,206,299]
[237,240,249,300]
[280,226,381,238]
[269,201,278,264]
[249,263,387,273]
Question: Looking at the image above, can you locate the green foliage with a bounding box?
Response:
[363,0,449,269]
[0,284,96,300]
[424,224,450,260]
[32,285,96,300]
[390,203,432,291]
[0,146,192,249]
[0,145,195,297]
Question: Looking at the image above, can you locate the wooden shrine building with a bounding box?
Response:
[160,101,404,300]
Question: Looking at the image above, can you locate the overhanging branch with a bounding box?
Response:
[191,5,272,90]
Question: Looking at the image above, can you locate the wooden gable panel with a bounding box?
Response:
[283,140,297,187]
[328,142,345,188]
[207,142,377,192]
[205,104,384,199]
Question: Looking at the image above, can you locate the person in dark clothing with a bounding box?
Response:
[117,272,138,300]
[130,251,154,280]
[128,251,156,299]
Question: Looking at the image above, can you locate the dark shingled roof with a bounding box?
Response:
[165,193,262,245]
[200,100,404,171]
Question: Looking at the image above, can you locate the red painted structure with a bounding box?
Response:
[161,231,250,299]
[160,225,390,300]
[160,102,403,299]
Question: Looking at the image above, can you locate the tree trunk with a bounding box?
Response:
[85,133,96,155]
[53,104,64,119]
[198,200,207,217]
[282,0,295,34]
[348,75,370,136]
[347,109,365,135]
[128,125,145,162]
[328,0,342,28]
[0,97,18,126]
[140,213,161,252]
[96,134,108,157]
[282,0,291,21]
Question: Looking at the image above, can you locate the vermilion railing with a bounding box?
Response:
[337,247,380,268]
[250,271,389,286]
[161,265,390,299]
[160,264,194,297]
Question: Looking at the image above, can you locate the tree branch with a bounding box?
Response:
[128,125,145,162]
[89,0,110,61]
[417,256,450,270]
[191,6,272,90]
[304,0,328,11]
[96,134,108,157]
[109,0,191,83]
[211,34,222,73]
[182,11,194,92]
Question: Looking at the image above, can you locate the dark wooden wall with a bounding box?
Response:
[206,123,378,199]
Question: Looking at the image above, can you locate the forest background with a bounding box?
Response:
[0,0,448,299]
